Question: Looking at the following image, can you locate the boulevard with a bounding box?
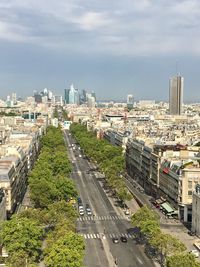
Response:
[64,130,156,267]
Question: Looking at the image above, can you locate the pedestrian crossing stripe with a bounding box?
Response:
[81,233,135,240]
[77,215,129,222]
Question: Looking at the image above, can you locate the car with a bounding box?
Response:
[112,237,119,244]
[77,197,82,205]
[85,204,92,215]
[120,236,128,243]
[86,209,92,215]
[86,170,90,174]
[124,209,130,215]
[79,210,84,216]
[78,207,84,216]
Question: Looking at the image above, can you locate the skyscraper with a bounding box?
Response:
[169,75,184,115]
[127,94,134,108]
[64,89,70,104]
[74,89,80,105]
[11,92,17,105]
[68,84,80,105]
[69,84,75,104]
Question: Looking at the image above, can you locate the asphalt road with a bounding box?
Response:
[64,130,157,267]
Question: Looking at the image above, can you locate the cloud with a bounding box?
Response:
[78,12,112,31]
[0,0,200,56]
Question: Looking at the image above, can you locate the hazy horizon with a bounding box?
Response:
[0,1,200,101]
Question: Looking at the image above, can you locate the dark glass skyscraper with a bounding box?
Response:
[169,75,184,115]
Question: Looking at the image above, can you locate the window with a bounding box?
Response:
[188,181,193,189]
[188,190,193,196]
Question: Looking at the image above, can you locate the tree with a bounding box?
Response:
[0,216,43,264]
[140,219,160,238]
[131,205,159,228]
[51,151,71,176]
[5,250,37,267]
[29,178,60,208]
[44,200,78,228]
[54,175,77,200]
[167,252,200,267]
[44,231,85,267]
[150,232,186,266]
[17,208,46,226]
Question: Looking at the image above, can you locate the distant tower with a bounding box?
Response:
[64,88,70,104]
[169,75,184,115]
[74,89,80,105]
[127,94,134,109]
[11,92,17,105]
[69,84,75,104]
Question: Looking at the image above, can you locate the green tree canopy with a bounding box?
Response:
[166,253,200,267]
[44,231,85,267]
[150,232,186,266]
[0,216,43,263]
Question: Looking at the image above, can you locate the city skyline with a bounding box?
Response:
[0,1,200,101]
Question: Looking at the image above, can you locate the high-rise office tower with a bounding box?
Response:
[74,89,80,105]
[64,88,70,104]
[127,94,134,109]
[86,93,96,108]
[80,89,87,104]
[69,84,75,104]
[169,75,184,115]
[68,84,80,105]
[11,92,17,105]
[91,91,96,101]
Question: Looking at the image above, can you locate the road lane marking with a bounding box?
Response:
[77,215,128,222]
[136,256,143,265]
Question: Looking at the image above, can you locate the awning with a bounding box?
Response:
[161,202,174,213]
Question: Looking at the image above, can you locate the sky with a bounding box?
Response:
[0,0,200,101]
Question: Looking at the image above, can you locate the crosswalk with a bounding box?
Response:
[77,215,128,222]
[80,232,135,240]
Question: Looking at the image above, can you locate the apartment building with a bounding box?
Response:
[0,188,6,221]
[126,139,143,180]
[126,139,200,222]
[192,184,200,236]
[104,129,130,152]
[0,151,27,216]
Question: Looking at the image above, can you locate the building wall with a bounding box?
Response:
[192,188,200,236]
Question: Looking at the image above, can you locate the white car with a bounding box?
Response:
[124,209,130,215]
[79,207,84,216]
[86,208,92,216]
